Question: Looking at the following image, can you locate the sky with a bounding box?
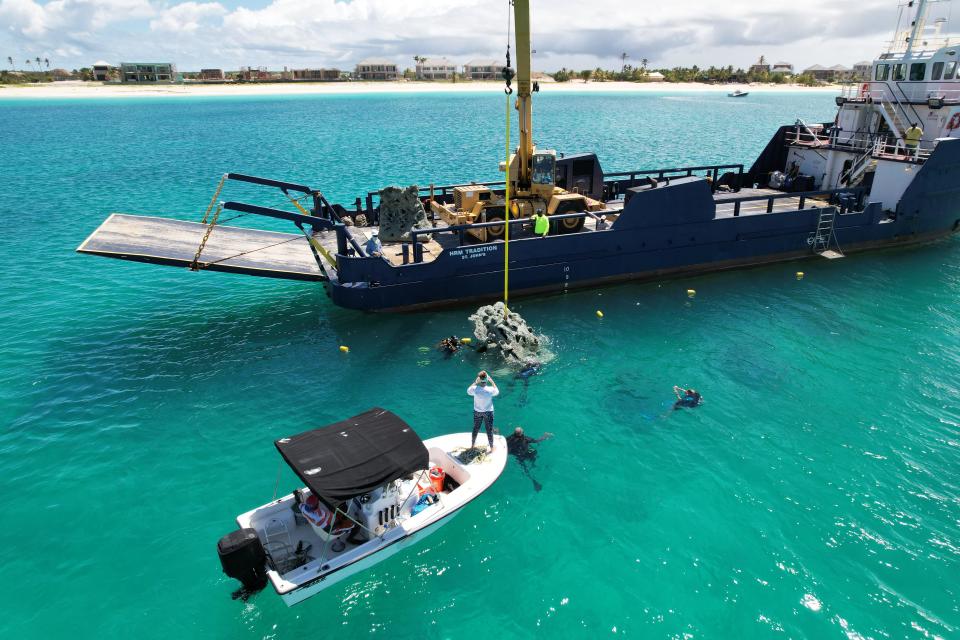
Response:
[0,0,938,72]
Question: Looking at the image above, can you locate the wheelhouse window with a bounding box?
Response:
[932,61,944,80]
[893,63,906,81]
[945,61,958,80]
[909,63,926,81]
[875,64,890,80]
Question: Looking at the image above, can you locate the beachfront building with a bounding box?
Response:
[771,62,794,74]
[852,61,872,80]
[199,68,225,80]
[416,58,456,80]
[828,64,854,81]
[292,68,340,81]
[749,61,771,75]
[238,66,270,81]
[643,71,665,82]
[92,61,115,81]
[355,59,398,81]
[463,59,503,80]
[120,62,176,83]
[804,64,829,81]
[804,64,853,82]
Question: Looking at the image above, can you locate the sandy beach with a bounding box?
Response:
[0,79,840,99]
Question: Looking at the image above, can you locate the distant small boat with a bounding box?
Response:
[728,89,749,97]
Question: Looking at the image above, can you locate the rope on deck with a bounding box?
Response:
[194,234,304,269]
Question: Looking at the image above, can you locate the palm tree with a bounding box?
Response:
[44,58,49,68]
[35,56,41,71]
[619,52,629,74]
[7,56,13,71]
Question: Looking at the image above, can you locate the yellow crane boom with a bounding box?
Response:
[513,0,534,191]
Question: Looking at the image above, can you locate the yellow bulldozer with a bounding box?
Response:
[428,0,604,243]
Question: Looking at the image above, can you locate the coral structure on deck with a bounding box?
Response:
[377,185,431,242]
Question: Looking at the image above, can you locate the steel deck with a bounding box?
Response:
[77,214,326,281]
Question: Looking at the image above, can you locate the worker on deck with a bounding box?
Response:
[364,231,382,257]
[532,211,550,237]
[904,123,923,157]
[468,371,499,451]
[506,426,553,491]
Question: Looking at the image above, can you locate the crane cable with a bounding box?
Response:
[503,0,513,317]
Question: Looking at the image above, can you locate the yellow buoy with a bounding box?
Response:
[460,337,472,344]
[339,345,349,353]
[687,289,696,298]
[596,310,604,318]
[796,271,805,280]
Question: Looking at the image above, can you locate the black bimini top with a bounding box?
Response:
[275,408,429,507]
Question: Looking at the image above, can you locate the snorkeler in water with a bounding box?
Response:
[505,426,553,491]
[672,385,702,410]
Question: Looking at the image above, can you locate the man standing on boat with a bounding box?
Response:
[468,371,499,451]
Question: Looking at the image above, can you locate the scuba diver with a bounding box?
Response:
[505,426,553,492]
[514,360,541,407]
[517,360,541,380]
[437,335,461,357]
[672,385,703,410]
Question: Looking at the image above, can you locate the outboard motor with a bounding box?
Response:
[217,528,268,592]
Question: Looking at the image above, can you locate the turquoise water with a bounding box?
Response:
[1,90,958,639]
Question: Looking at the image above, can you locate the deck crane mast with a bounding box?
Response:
[429,0,595,241]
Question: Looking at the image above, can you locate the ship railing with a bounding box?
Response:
[841,81,960,106]
[872,136,935,162]
[725,186,866,217]
[789,124,890,155]
[602,163,744,198]
[404,211,597,264]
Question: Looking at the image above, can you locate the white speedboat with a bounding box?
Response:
[728,89,749,97]
[216,408,507,606]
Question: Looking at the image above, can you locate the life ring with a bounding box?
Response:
[859,83,869,97]
[947,112,960,131]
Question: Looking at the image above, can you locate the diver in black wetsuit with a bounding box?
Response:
[438,335,461,357]
[672,386,702,410]
[506,426,553,491]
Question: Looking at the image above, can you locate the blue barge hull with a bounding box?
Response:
[325,131,960,311]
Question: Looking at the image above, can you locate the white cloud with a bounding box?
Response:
[0,0,153,39]
[0,0,944,71]
[149,1,226,33]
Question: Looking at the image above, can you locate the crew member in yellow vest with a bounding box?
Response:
[904,122,923,156]
[532,211,550,237]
